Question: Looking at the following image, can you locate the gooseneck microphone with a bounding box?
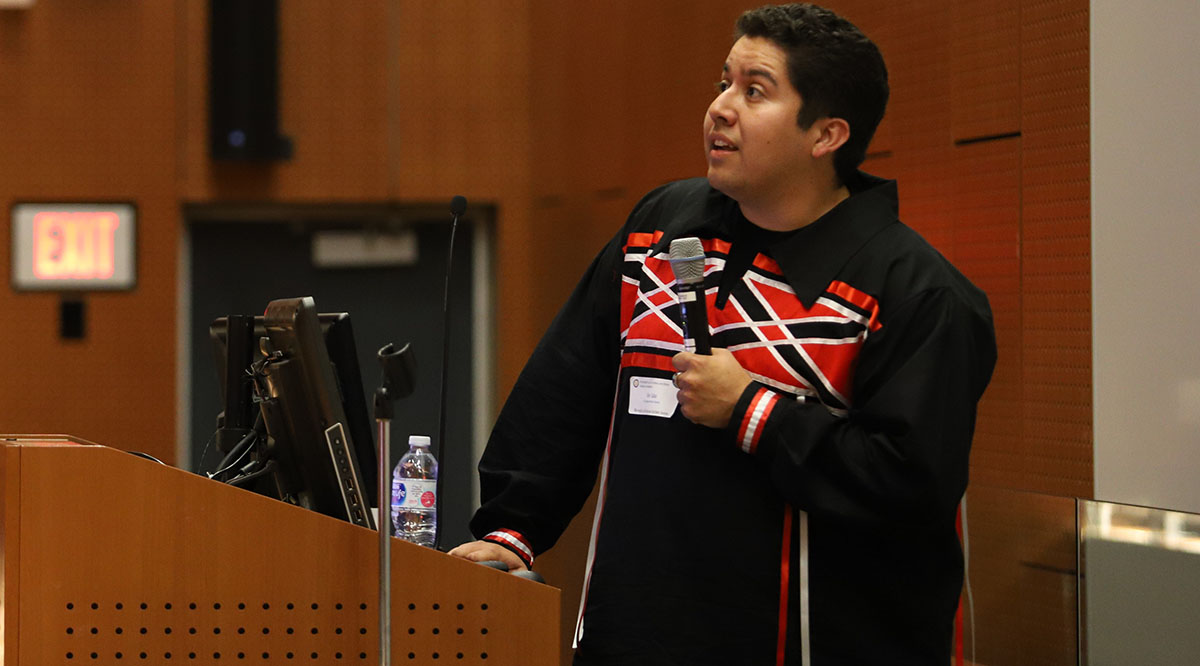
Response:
[668,237,711,355]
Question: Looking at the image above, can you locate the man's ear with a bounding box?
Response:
[811,117,850,159]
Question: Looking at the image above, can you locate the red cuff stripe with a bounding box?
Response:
[748,393,779,454]
[737,388,767,452]
[484,529,534,568]
[739,388,779,454]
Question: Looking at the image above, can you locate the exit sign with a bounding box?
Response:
[11,203,136,291]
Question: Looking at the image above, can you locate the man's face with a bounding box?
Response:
[704,37,816,204]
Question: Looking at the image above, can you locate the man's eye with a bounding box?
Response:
[746,87,763,98]
[714,80,730,93]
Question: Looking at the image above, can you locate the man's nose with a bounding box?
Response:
[708,90,736,126]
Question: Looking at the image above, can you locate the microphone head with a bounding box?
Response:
[668,237,706,284]
[450,195,468,216]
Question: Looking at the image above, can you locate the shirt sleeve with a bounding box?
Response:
[468,230,625,560]
[725,286,997,526]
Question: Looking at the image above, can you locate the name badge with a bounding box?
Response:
[628,376,678,418]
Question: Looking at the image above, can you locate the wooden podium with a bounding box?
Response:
[0,438,560,665]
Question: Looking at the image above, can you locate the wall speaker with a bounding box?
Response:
[209,0,293,161]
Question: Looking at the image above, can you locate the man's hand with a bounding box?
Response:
[447,540,529,572]
[672,348,752,428]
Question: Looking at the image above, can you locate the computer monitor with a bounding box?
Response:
[209,296,377,529]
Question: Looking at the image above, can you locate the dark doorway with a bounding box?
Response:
[186,205,490,549]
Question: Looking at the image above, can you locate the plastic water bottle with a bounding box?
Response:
[391,435,438,547]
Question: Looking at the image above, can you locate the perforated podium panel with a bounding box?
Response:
[0,439,559,665]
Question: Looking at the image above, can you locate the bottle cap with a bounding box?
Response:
[408,435,431,447]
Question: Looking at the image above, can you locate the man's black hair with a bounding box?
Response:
[735,3,889,183]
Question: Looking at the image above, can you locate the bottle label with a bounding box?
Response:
[395,479,436,510]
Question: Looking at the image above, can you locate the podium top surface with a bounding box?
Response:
[0,434,102,447]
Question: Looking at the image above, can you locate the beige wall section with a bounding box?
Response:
[1092,0,1200,513]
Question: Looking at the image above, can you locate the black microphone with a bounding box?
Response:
[668,237,711,354]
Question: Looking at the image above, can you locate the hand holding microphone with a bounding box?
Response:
[671,349,751,428]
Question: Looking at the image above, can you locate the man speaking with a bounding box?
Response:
[451,4,997,664]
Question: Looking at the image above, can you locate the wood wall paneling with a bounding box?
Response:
[180,0,540,396]
[1020,0,1092,498]
[947,0,1025,496]
[951,0,1022,141]
[835,1,897,160]
[623,1,736,192]
[953,139,1023,491]
[965,486,1078,665]
[850,0,900,182]
[389,1,538,394]
[389,0,532,202]
[527,0,630,332]
[820,3,1089,664]
[527,1,575,203]
[278,2,392,200]
[0,444,22,653]
[0,2,179,462]
[181,0,392,201]
[966,0,1090,663]
[870,1,958,255]
[525,0,734,327]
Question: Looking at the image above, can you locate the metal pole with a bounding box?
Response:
[377,417,391,666]
[373,339,415,666]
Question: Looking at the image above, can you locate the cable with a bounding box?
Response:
[207,429,257,480]
[207,412,264,481]
[195,431,217,473]
[226,459,277,488]
[198,367,258,473]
